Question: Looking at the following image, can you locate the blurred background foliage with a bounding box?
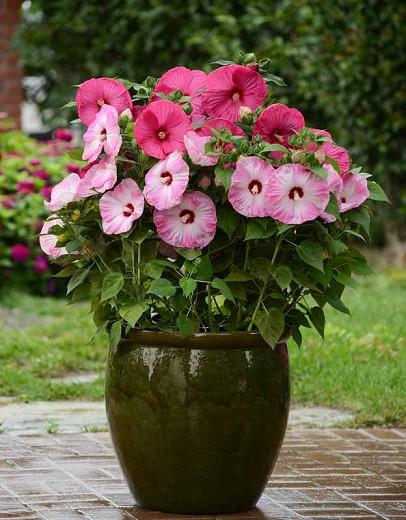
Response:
[16,0,405,232]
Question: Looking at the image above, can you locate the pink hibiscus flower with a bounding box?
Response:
[143,151,189,210]
[153,66,207,113]
[134,100,191,159]
[202,64,267,122]
[307,128,332,152]
[253,103,305,157]
[77,156,117,198]
[320,163,344,223]
[99,178,144,235]
[76,77,132,125]
[39,218,68,259]
[322,142,350,175]
[338,172,369,213]
[45,173,81,211]
[153,191,217,249]
[228,156,275,217]
[267,164,330,224]
[83,105,122,162]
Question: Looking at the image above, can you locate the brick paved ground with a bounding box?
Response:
[0,428,405,520]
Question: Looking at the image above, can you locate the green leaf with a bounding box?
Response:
[249,257,273,282]
[131,227,152,244]
[60,100,77,109]
[217,206,240,240]
[65,240,81,253]
[224,270,253,282]
[176,314,199,337]
[367,181,390,203]
[214,166,233,191]
[195,255,213,281]
[297,240,324,272]
[254,308,285,348]
[176,248,201,260]
[211,277,235,304]
[55,265,77,278]
[66,267,90,295]
[109,320,122,353]
[324,193,340,219]
[347,206,370,235]
[273,265,292,290]
[311,165,328,179]
[331,240,348,255]
[291,327,302,348]
[147,278,176,297]
[119,302,147,327]
[179,278,197,298]
[308,307,325,338]
[245,219,275,240]
[101,272,124,301]
[260,143,289,154]
[65,148,84,161]
[326,289,350,315]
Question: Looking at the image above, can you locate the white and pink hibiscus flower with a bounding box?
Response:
[338,172,369,213]
[99,178,144,235]
[153,191,217,249]
[45,173,81,211]
[185,118,244,166]
[77,156,117,198]
[82,105,122,162]
[253,103,305,158]
[267,164,330,224]
[228,156,275,217]
[39,217,68,259]
[76,77,132,125]
[134,100,191,159]
[143,151,189,210]
[153,66,207,113]
[202,64,267,122]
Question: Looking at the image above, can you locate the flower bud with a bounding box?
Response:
[198,174,211,189]
[291,150,305,163]
[315,149,326,164]
[119,108,133,122]
[72,209,81,222]
[246,62,259,72]
[239,105,253,123]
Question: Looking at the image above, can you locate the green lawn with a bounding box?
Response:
[0,270,405,426]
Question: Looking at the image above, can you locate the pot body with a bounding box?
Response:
[105,331,290,514]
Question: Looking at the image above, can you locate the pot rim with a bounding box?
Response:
[121,330,288,350]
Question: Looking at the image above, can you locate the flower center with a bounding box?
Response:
[100,129,107,141]
[273,132,284,144]
[232,90,241,102]
[248,180,262,195]
[179,209,195,224]
[160,171,173,185]
[289,187,304,200]
[341,196,346,203]
[157,130,167,141]
[97,98,105,107]
[123,203,135,217]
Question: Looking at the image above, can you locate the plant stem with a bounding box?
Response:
[137,242,141,284]
[207,284,215,331]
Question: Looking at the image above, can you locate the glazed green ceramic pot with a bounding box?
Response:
[105,331,290,514]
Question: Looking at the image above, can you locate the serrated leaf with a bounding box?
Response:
[176,314,199,337]
[66,267,90,295]
[297,240,324,272]
[101,272,124,301]
[179,278,197,298]
[211,277,235,304]
[119,302,147,327]
[254,308,285,348]
[147,278,176,297]
[367,181,390,203]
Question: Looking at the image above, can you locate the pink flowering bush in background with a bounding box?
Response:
[0,118,80,294]
[40,52,388,348]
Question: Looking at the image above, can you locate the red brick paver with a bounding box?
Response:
[0,428,405,519]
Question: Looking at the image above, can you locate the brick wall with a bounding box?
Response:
[0,0,23,123]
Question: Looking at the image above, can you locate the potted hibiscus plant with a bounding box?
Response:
[40,52,387,514]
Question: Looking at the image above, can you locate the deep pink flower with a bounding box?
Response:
[267,164,330,224]
[54,128,73,142]
[77,156,117,198]
[202,65,267,122]
[39,217,68,259]
[154,66,207,113]
[33,255,49,273]
[99,178,144,235]
[11,243,30,263]
[29,158,41,167]
[228,156,275,217]
[134,100,191,159]
[83,105,122,162]
[17,179,36,194]
[31,169,50,181]
[76,77,132,125]
[306,128,332,153]
[154,191,216,248]
[66,163,81,174]
[131,104,146,121]
[322,142,350,174]
[40,186,53,201]
[1,195,16,209]
[338,172,369,213]
[144,151,189,210]
[45,173,81,211]
[253,103,305,157]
